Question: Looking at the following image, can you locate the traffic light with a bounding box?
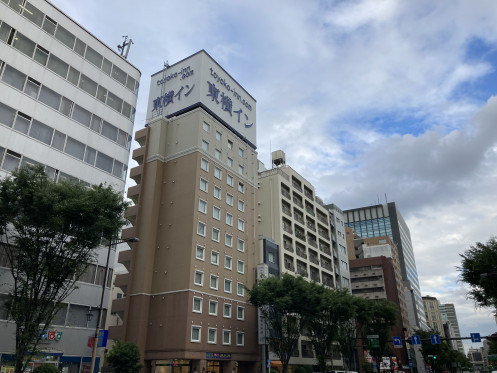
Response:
[433,355,437,360]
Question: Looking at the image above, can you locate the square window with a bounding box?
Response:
[237,306,245,320]
[201,158,209,171]
[237,260,245,274]
[193,297,202,313]
[208,328,217,344]
[216,131,222,141]
[238,148,244,157]
[194,270,204,286]
[227,140,233,149]
[202,140,209,151]
[236,332,245,346]
[209,300,218,316]
[226,213,233,226]
[224,256,232,270]
[227,158,233,168]
[210,275,219,290]
[200,178,208,192]
[237,283,245,296]
[223,330,231,345]
[238,182,245,193]
[214,186,221,200]
[227,174,234,187]
[197,221,206,236]
[214,167,222,180]
[226,194,233,206]
[223,303,232,317]
[268,252,275,263]
[237,239,245,252]
[198,199,207,214]
[212,228,220,242]
[213,206,221,220]
[215,149,221,160]
[225,234,233,248]
[238,200,245,212]
[238,219,245,232]
[196,245,205,261]
[191,326,201,342]
[238,165,244,175]
[203,122,209,132]
[211,251,219,265]
[224,279,232,293]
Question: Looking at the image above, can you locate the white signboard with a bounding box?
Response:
[147,50,257,147]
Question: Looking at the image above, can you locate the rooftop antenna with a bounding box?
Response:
[385,193,388,203]
[117,35,133,59]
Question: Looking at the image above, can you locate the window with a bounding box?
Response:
[197,221,206,236]
[42,16,56,35]
[65,137,85,160]
[224,256,232,270]
[14,113,31,134]
[192,297,202,313]
[236,332,245,346]
[227,157,233,168]
[224,279,232,294]
[213,206,221,220]
[226,193,233,206]
[212,228,220,242]
[34,45,49,66]
[195,245,205,261]
[29,120,53,145]
[238,182,245,193]
[85,46,103,69]
[209,300,218,316]
[237,283,245,296]
[55,25,76,49]
[211,251,219,265]
[227,140,233,149]
[194,270,204,286]
[191,326,201,342]
[227,174,234,187]
[95,152,114,174]
[215,149,221,160]
[201,158,209,171]
[268,252,275,263]
[202,140,209,151]
[238,165,244,175]
[23,2,44,26]
[84,146,96,166]
[24,77,40,98]
[223,303,232,317]
[111,64,127,85]
[0,102,16,127]
[226,213,233,226]
[238,219,245,232]
[222,330,231,345]
[39,85,61,111]
[214,186,221,200]
[237,239,245,252]
[52,131,66,151]
[210,275,219,290]
[198,199,207,214]
[237,260,245,274]
[225,234,233,247]
[67,66,80,85]
[200,178,208,192]
[238,200,245,212]
[202,122,209,132]
[208,328,217,344]
[2,65,26,91]
[12,32,36,57]
[238,148,244,157]
[237,306,245,320]
[72,105,92,127]
[79,74,98,96]
[102,121,118,141]
[214,167,222,180]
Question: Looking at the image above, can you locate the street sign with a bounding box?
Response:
[393,336,403,348]
[411,335,421,345]
[367,335,380,349]
[98,329,108,347]
[430,334,441,344]
[470,333,481,342]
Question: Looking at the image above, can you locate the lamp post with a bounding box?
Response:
[89,237,139,373]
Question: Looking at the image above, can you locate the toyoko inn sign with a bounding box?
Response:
[147,50,257,147]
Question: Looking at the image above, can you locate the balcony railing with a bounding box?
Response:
[284,262,295,271]
[305,206,315,217]
[294,214,304,224]
[304,190,313,200]
[283,224,293,234]
[309,255,319,265]
[307,223,316,232]
[317,214,328,225]
[282,206,292,217]
[297,268,308,277]
[295,230,306,241]
[281,188,291,199]
[310,272,320,282]
[293,198,303,208]
[320,244,331,255]
[292,182,302,192]
[284,244,294,253]
[321,260,333,271]
[296,247,307,259]
[318,229,329,239]
[308,238,317,248]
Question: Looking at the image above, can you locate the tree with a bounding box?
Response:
[106,340,144,373]
[0,166,128,373]
[458,237,497,313]
[248,274,320,373]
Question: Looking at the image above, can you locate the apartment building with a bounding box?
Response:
[422,296,445,337]
[440,303,465,354]
[326,204,350,290]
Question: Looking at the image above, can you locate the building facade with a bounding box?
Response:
[422,296,445,337]
[327,204,351,290]
[439,303,465,354]
[0,0,140,372]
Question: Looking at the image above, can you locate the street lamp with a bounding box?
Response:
[89,236,139,373]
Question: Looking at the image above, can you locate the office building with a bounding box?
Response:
[110,51,259,373]
[327,204,351,290]
[422,296,445,337]
[440,303,465,354]
[0,0,140,371]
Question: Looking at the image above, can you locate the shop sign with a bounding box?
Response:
[39,329,63,342]
[206,352,231,360]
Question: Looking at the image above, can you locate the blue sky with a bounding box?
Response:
[50,0,497,351]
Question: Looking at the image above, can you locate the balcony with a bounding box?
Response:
[294,213,304,224]
[319,244,331,255]
[118,249,132,272]
[307,222,316,232]
[284,244,294,253]
[307,237,317,248]
[121,226,137,242]
[134,127,148,147]
[297,268,308,277]
[296,246,307,260]
[282,205,292,217]
[111,296,126,317]
[284,261,295,271]
[293,197,303,208]
[129,164,143,185]
[309,255,319,265]
[318,229,329,239]
[282,223,293,234]
[125,204,138,226]
[305,206,315,217]
[322,276,333,287]
[317,213,328,225]
[292,180,302,192]
[304,189,313,200]
[132,146,145,165]
[114,273,130,293]
[127,184,141,204]
[281,188,291,200]
[321,260,333,271]
[295,229,306,241]
[310,271,320,282]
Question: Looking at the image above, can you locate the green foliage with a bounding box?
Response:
[293,366,307,373]
[269,369,280,373]
[106,340,144,373]
[32,365,59,373]
[488,333,497,354]
[361,360,374,373]
[458,237,497,313]
[0,166,129,373]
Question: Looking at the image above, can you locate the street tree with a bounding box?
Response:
[106,340,144,373]
[0,166,128,373]
[458,237,497,313]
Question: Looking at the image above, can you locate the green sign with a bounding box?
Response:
[367,335,380,349]
[488,354,497,361]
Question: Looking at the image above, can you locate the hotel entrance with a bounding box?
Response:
[154,359,191,373]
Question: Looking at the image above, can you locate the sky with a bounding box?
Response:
[50,0,497,352]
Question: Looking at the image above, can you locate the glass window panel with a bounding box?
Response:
[111,65,127,85]
[59,97,73,116]
[90,115,102,132]
[12,32,36,57]
[0,102,16,127]
[84,146,96,166]
[100,58,112,75]
[44,166,56,180]
[14,113,30,134]
[112,160,123,178]
[2,151,21,171]
[23,2,44,26]
[122,101,131,118]
[0,23,12,43]
[39,85,61,110]
[58,171,77,183]
[29,119,53,145]
[95,152,113,173]
[24,77,40,98]
[101,121,118,142]
[131,107,136,122]
[47,54,69,79]
[51,130,66,151]
[20,156,41,169]
[64,137,85,160]
[33,46,49,66]
[54,24,75,49]
[42,16,57,35]
[85,46,103,68]
[78,74,97,96]
[117,130,127,147]
[96,86,107,103]
[8,0,23,12]
[67,67,80,85]
[74,38,86,57]
[72,104,91,127]
[2,65,27,90]
[106,91,123,112]
[126,76,135,91]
